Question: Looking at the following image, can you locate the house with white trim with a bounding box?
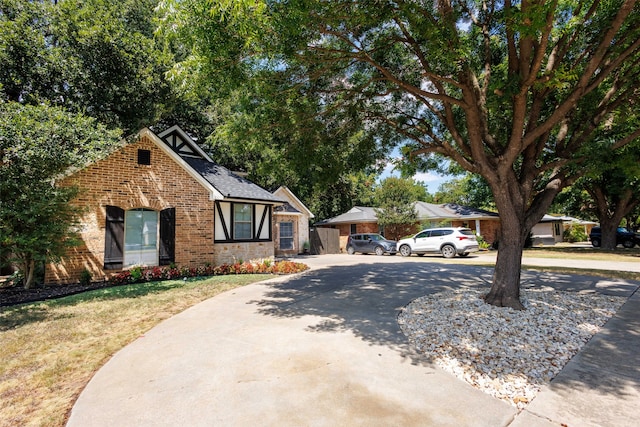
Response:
[45,125,285,284]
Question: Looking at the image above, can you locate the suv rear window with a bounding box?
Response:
[459,229,475,235]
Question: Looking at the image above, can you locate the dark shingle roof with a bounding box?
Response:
[183,157,283,203]
[274,202,301,214]
[441,203,499,218]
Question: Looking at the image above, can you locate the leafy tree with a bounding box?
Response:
[0,0,63,103]
[1,0,175,133]
[571,145,640,249]
[373,177,420,240]
[0,102,121,288]
[53,0,175,132]
[162,0,640,308]
[434,174,495,209]
[553,108,640,248]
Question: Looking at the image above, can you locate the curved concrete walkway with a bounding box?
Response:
[67,253,640,426]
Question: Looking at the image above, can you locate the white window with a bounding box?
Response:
[124,208,158,266]
[279,222,294,250]
[234,204,252,240]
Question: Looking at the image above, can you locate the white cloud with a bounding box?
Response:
[414,172,449,193]
[380,159,398,178]
[413,171,442,183]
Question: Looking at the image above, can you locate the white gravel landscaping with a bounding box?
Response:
[397,287,626,409]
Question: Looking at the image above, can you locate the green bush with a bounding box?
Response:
[476,235,491,250]
[563,223,588,243]
[79,269,92,286]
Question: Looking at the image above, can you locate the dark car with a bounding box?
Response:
[589,226,637,248]
[346,233,397,255]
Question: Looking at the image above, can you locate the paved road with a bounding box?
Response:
[67,253,640,426]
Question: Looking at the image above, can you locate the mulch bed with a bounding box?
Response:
[0,281,113,308]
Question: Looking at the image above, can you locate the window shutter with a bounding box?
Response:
[104,205,125,270]
[159,207,176,265]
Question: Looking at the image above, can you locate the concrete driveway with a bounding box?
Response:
[67,253,640,426]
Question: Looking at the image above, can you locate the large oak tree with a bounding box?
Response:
[163,0,640,308]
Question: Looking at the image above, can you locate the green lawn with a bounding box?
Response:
[0,275,267,427]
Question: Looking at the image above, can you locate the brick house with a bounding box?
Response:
[45,126,284,284]
[272,186,314,257]
[316,202,501,252]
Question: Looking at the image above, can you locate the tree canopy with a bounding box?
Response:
[374,177,425,240]
[161,0,640,308]
[0,0,175,133]
[0,101,122,288]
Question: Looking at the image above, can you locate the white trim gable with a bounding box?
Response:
[273,186,315,218]
[138,128,224,201]
[157,125,214,163]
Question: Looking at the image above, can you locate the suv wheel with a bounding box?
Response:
[441,244,456,258]
[591,238,601,247]
[375,246,384,256]
[347,246,355,255]
[399,244,412,257]
[623,239,635,248]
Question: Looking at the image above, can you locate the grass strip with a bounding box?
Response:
[0,275,267,427]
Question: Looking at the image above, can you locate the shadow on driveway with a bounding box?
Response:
[250,261,638,369]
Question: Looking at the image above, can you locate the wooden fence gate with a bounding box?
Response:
[309,227,340,255]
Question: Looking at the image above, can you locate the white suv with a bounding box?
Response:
[397,227,479,258]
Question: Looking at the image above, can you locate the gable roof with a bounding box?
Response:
[315,206,379,225]
[142,126,283,204]
[538,214,572,223]
[317,202,500,225]
[274,202,301,214]
[440,203,500,220]
[273,186,315,218]
[183,157,282,203]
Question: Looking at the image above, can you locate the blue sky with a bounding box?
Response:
[379,159,450,194]
[378,151,451,194]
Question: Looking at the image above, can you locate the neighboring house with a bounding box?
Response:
[530,214,571,245]
[415,202,501,242]
[272,186,315,256]
[45,125,284,284]
[314,206,380,251]
[316,202,501,252]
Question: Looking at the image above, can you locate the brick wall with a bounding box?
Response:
[213,242,273,264]
[45,133,215,284]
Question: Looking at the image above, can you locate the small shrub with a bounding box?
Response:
[563,223,588,243]
[109,271,132,286]
[524,232,533,248]
[476,235,490,250]
[79,269,92,286]
[129,266,143,282]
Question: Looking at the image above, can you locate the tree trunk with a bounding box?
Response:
[23,258,35,289]
[484,217,526,310]
[599,218,620,250]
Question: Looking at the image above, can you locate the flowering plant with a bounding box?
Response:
[108,260,308,286]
